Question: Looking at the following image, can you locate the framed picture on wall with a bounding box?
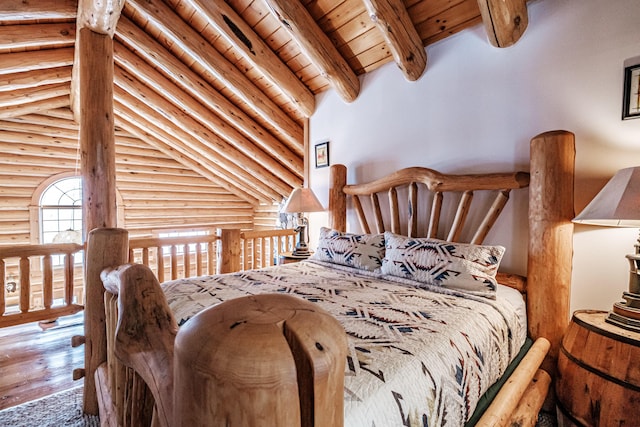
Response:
[315,141,329,168]
[623,63,640,120]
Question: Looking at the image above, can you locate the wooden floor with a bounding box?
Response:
[0,312,84,410]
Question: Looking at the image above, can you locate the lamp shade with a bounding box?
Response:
[282,188,324,213]
[573,167,640,227]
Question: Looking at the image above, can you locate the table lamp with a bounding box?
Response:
[282,187,324,256]
[573,166,640,332]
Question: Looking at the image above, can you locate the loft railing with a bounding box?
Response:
[0,228,297,330]
[0,242,84,328]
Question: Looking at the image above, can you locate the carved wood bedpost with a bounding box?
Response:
[329,164,347,232]
[527,130,575,375]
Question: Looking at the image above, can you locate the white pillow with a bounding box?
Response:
[310,227,385,272]
[381,232,505,299]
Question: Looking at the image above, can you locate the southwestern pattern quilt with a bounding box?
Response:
[161,260,527,427]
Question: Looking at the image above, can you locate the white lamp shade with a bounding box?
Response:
[282,188,324,213]
[573,167,640,227]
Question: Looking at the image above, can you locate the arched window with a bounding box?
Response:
[40,177,83,245]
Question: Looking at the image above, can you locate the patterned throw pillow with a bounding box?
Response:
[310,227,385,271]
[381,232,505,298]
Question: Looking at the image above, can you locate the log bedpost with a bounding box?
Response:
[329,164,347,232]
[84,228,129,414]
[527,130,575,375]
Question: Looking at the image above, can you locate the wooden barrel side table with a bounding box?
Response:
[556,310,640,427]
[173,293,348,427]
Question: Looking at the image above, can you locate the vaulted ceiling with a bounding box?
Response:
[0,0,531,205]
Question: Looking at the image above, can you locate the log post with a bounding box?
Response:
[217,228,241,273]
[79,27,117,235]
[83,228,129,414]
[527,130,575,375]
[329,164,347,232]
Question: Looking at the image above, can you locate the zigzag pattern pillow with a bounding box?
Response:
[381,232,505,298]
[311,227,385,271]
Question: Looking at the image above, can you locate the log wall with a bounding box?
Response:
[0,109,278,246]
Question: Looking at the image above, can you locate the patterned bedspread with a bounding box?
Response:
[161,260,527,427]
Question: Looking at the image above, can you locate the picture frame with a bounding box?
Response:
[622,64,640,120]
[315,141,329,168]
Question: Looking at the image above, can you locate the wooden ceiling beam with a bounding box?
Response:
[114,101,261,205]
[0,23,75,52]
[477,0,528,48]
[124,0,303,147]
[185,0,315,117]
[0,95,70,120]
[114,44,302,186]
[263,0,360,103]
[0,0,77,21]
[0,48,74,75]
[114,43,303,187]
[362,0,427,81]
[0,83,70,108]
[113,78,291,203]
[113,21,303,172]
[0,67,72,92]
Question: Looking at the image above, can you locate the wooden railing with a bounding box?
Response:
[0,228,296,330]
[0,242,85,328]
[128,228,297,282]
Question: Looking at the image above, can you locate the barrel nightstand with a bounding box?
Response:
[556,310,640,426]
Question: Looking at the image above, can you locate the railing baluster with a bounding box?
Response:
[196,243,203,276]
[43,254,53,309]
[0,259,5,316]
[65,252,75,305]
[19,256,30,313]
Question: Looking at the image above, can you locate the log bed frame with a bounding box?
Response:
[82,130,575,426]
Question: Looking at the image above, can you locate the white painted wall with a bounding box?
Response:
[308,0,640,314]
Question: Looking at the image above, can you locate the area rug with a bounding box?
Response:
[0,386,99,427]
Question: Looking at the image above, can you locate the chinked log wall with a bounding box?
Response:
[0,110,279,247]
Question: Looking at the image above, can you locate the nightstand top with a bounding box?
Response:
[573,309,640,347]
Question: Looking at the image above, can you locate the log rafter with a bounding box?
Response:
[114,17,303,171]
[263,0,360,103]
[114,43,301,189]
[0,48,74,75]
[362,0,427,81]
[0,23,76,52]
[0,67,73,92]
[113,79,290,204]
[0,0,77,21]
[184,0,315,118]
[114,103,261,205]
[477,0,529,48]
[124,0,303,147]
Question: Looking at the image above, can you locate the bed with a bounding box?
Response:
[82,130,575,427]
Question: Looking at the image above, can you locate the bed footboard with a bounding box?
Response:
[100,263,348,427]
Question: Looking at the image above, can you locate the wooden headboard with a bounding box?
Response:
[327,130,576,374]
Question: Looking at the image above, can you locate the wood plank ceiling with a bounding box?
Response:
[0,0,531,206]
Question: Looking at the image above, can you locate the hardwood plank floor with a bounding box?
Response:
[0,312,84,410]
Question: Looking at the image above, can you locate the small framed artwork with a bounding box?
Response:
[623,64,640,120]
[315,141,329,168]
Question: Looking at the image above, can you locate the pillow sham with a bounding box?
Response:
[310,227,385,272]
[381,232,505,298]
